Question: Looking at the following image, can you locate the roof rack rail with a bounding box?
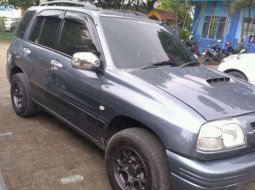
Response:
[40,1,98,9]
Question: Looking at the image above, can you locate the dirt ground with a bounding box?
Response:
[0,42,112,190]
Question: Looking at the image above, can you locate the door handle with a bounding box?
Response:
[50,60,63,69]
[23,48,31,56]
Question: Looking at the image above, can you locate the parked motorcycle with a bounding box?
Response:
[202,40,225,64]
[185,38,200,56]
[192,40,200,56]
[222,41,235,56]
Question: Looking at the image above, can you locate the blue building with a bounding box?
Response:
[192,0,255,53]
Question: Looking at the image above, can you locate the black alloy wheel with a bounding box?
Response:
[106,128,171,190]
[113,146,149,190]
[13,82,23,109]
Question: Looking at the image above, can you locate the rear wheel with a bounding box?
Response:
[227,71,248,81]
[11,73,37,117]
[106,128,171,190]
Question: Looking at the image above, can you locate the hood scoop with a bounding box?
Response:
[206,77,231,87]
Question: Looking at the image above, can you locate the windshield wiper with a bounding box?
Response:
[142,60,177,69]
[179,61,200,68]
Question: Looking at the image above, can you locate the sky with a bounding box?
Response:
[0,6,21,18]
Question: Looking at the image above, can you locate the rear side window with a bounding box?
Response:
[16,11,35,39]
[39,17,61,49]
[29,17,44,43]
[58,19,95,56]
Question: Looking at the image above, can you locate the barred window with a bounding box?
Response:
[242,17,255,36]
[202,16,226,39]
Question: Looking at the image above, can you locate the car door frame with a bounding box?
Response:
[24,9,66,107]
[44,10,107,144]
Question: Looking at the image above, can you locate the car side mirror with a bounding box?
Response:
[72,52,100,71]
[237,49,246,59]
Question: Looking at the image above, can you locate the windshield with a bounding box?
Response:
[100,17,196,69]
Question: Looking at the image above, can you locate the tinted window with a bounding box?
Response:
[101,17,195,69]
[15,11,35,39]
[39,17,61,49]
[58,19,95,56]
[29,17,44,43]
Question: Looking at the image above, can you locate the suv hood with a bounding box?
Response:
[128,66,255,121]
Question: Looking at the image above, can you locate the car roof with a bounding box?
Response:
[28,3,152,22]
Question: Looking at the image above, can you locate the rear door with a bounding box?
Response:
[8,10,35,77]
[46,12,104,139]
[24,10,64,106]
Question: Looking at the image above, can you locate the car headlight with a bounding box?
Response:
[197,118,246,152]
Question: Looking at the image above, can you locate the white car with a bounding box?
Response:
[218,50,255,85]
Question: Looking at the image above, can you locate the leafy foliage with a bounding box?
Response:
[0,16,4,32]
[232,0,255,11]
[179,30,190,41]
[80,0,156,13]
[0,0,39,9]
[0,0,155,13]
[158,0,193,39]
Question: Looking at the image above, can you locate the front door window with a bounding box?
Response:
[58,19,96,56]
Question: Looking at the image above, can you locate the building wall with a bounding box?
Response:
[0,6,22,18]
[192,1,255,53]
[192,1,231,52]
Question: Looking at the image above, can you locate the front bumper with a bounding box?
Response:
[166,150,255,190]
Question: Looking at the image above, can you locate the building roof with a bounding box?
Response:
[147,9,177,22]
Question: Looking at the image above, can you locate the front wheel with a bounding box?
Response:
[106,128,171,190]
[227,71,248,81]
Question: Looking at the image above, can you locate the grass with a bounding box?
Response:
[0,32,13,42]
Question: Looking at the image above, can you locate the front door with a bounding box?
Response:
[46,12,103,139]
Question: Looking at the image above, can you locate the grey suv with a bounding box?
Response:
[6,1,255,190]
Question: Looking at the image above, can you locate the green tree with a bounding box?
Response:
[232,0,255,35]
[80,0,157,13]
[159,0,193,39]
[0,0,39,9]
[0,0,155,13]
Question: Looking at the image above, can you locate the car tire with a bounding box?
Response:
[227,71,248,81]
[11,73,37,117]
[105,128,171,190]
